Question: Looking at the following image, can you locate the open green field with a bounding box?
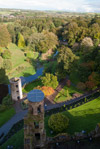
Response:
[1,97,100,147]
[5,43,36,78]
[45,97,100,136]
[54,85,83,103]
[1,129,24,149]
[0,107,15,127]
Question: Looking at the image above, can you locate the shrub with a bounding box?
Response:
[3,59,12,70]
[26,51,32,58]
[35,86,55,96]
[85,80,96,90]
[41,73,58,89]
[2,95,14,106]
[66,80,71,87]
[2,50,11,59]
[77,82,86,91]
[48,113,69,133]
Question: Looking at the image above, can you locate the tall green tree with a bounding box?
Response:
[80,37,94,54]
[18,33,25,48]
[0,25,11,47]
[58,46,78,72]
[41,73,58,89]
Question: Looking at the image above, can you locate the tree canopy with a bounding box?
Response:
[41,73,58,89]
[0,25,11,47]
[48,113,69,133]
[58,46,78,72]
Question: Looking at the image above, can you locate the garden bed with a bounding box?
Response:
[54,85,83,103]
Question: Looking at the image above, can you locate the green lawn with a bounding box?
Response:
[5,43,36,78]
[1,97,100,147]
[26,51,39,59]
[1,129,24,149]
[23,79,43,93]
[54,85,83,103]
[45,97,100,136]
[0,107,15,127]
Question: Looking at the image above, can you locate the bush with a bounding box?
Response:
[2,94,14,106]
[2,50,11,59]
[48,113,69,133]
[36,86,55,96]
[0,56,3,68]
[26,51,33,58]
[41,73,58,89]
[77,82,86,91]
[66,80,71,87]
[3,59,12,70]
[0,104,7,112]
[80,37,93,54]
[0,47,3,55]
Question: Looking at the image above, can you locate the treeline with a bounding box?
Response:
[59,15,100,46]
[0,15,100,91]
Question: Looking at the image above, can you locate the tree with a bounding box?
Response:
[2,50,11,59]
[7,24,16,43]
[66,80,71,87]
[80,37,93,54]
[0,56,3,68]
[85,81,96,90]
[90,23,100,41]
[77,82,86,91]
[48,113,69,133]
[18,33,25,48]
[2,94,14,106]
[0,47,3,56]
[41,73,58,89]
[37,31,58,53]
[0,25,11,47]
[66,90,70,97]
[62,22,79,46]
[3,59,12,70]
[58,46,78,72]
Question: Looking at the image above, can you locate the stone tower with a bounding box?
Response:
[10,77,23,101]
[24,89,46,149]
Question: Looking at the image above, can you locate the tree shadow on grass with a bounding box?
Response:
[45,109,100,137]
[65,110,100,135]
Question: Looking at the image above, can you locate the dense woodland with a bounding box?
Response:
[0,11,100,148]
[0,13,100,91]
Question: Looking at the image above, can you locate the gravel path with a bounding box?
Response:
[0,109,28,142]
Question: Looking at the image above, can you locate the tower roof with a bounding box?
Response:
[27,89,44,102]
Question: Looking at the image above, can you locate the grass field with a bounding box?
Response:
[6,43,36,78]
[54,85,82,103]
[23,79,43,93]
[45,97,100,136]
[1,129,24,149]
[0,107,15,127]
[1,97,100,147]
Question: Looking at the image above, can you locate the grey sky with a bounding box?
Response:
[0,0,100,12]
